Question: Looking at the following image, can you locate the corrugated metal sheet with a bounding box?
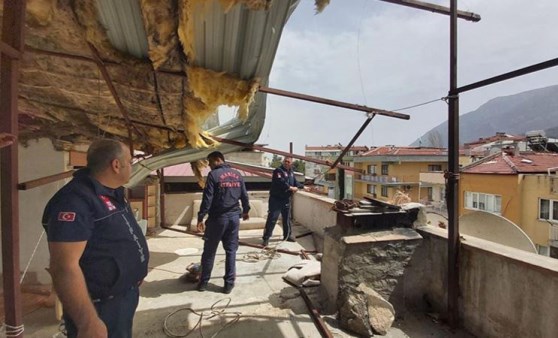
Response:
[96,0,300,186]
[96,0,149,59]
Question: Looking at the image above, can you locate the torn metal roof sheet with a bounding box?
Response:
[9,0,301,185]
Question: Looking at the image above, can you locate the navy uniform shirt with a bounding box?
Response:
[42,169,149,300]
[198,164,250,222]
[269,165,304,200]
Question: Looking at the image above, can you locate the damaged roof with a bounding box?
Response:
[3,0,327,185]
[16,0,303,154]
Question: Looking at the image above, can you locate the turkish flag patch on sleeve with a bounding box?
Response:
[57,212,76,222]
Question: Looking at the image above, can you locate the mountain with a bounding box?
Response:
[412,85,558,147]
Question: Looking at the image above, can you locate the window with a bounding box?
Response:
[464,192,502,214]
[367,184,376,195]
[381,164,389,175]
[427,187,433,201]
[381,186,388,197]
[539,198,558,221]
[428,164,442,172]
[367,165,377,175]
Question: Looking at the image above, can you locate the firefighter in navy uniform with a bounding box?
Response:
[196,151,250,294]
[43,139,149,338]
[262,157,308,247]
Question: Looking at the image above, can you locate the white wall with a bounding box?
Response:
[0,139,69,284]
[292,192,337,237]
[405,226,558,338]
[164,191,270,226]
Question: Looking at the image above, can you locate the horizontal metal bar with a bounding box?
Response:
[379,0,481,22]
[457,57,558,94]
[259,86,410,120]
[0,41,21,59]
[210,135,363,173]
[18,170,74,190]
[228,162,273,179]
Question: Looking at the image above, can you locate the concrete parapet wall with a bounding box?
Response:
[406,226,558,338]
[292,192,336,237]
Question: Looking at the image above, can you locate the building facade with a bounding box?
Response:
[460,151,558,257]
[352,146,448,204]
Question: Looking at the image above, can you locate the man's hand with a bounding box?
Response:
[77,317,107,338]
[197,221,205,233]
[242,213,250,221]
[303,186,311,192]
[289,186,299,193]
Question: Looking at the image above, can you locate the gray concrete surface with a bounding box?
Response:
[23,225,473,338]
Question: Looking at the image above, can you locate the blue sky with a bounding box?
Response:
[257,0,558,154]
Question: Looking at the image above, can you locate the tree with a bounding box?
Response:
[292,159,305,173]
[270,154,283,168]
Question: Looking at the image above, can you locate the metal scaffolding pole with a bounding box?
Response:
[0,1,26,337]
[447,0,460,329]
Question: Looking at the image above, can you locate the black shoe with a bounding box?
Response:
[223,284,234,294]
[197,283,208,292]
[262,239,269,247]
[285,236,296,242]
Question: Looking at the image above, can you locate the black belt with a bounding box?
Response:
[91,284,138,303]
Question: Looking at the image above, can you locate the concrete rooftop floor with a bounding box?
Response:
[23,225,474,338]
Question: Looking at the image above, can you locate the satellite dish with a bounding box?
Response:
[460,211,537,253]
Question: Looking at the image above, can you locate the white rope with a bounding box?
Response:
[20,230,45,284]
[0,323,25,337]
[163,298,240,338]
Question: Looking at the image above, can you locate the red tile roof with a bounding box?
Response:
[461,152,558,174]
[360,146,447,156]
[463,133,525,149]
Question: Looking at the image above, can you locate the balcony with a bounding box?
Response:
[355,174,418,185]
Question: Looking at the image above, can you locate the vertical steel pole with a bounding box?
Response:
[158,168,166,227]
[447,0,460,329]
[0,1,26,337]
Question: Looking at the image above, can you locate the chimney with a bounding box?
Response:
[503,146,515,156]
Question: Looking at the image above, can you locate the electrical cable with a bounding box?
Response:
[163,298,241,338]
[391,97,446,112]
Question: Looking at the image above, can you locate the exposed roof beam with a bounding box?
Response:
[18,170,75,190]
[379,0,481,22]
[25,47,410,121]
[87,43,145,152]
[330,115,376,169]
[457,57,558,94]
[0,41,21,59]
[259,86,410,120]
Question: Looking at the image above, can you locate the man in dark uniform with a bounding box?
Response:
[262,157,307,247]
[43,139,149,338]
[197,151,250,294]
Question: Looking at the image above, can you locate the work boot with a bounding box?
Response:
[223,283,234,294]
[262,239,269,247]
[197,282,208,292]
[285,236,296,242]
